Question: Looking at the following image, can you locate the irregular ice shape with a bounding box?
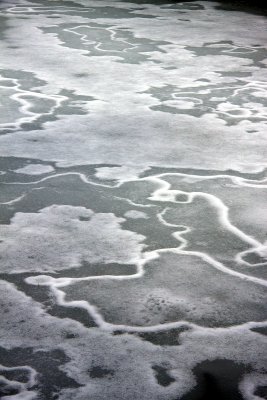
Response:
[14,163,54,175]
[0,205,146,273]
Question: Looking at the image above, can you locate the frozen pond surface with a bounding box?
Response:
[0,0,267,399]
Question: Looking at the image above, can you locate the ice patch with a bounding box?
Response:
[0,205,146,273]
[14,163,55,175]
[95,165,149,183]
[124,210,148,219]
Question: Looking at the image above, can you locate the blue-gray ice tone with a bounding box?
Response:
[0,0,267,399]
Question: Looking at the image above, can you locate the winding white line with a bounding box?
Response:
[4,168,267,189]
[0,76,67,132]
[149,171,267,188]
[0,187,45,206]
[64,25,138,54]
[25,242,267,333]
[8,169,266,332]
[146,175,261,247]
[0,193,26,205]
[114,195,157,208]
[3,172,120,188]
[236,247,267,267]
